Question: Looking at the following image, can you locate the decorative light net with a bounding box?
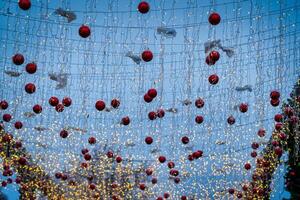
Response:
[0,0,299,199]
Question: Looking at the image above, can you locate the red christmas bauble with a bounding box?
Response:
[62,97,72,107]
[12,53,25,65]
[163,193,170,199]
[55,104,64,112]
[145,168,153,176]
[257,128,265,137]
[60,130,68,138]
[145,136,153,145]
[244,163,251,170]
[279,132,287,140]
[274,114,283,122]
[157,109,165,118]
[19,0,31,10]
[208,12,221,25]
[275,122,283,130]
[158,156,166,163]
[84,153,92,161]
[142,50,153,62]
[79,25,91,38]
[195,98,205,108]
[111,98,120,108]
[209,50,220,62]
[18,157,27,165]
[121,116,130,125]
[205,56,216,66]
[95,100,106,111]
[25,62,37,74]
[251,151,257,158]
[188,154,194,161]
[139,183,146,190]
[274,147,283,156]
[208,74,219,85]
[195,115,204,124]
[25,83,36,94]
[144,94,153,103]
[14,121,23,129]
[270,98,280,107]
[272,140,279,147]
[147,88,157,98]
[170,169,179,176]
[227,116,235,125]
[270,90,280,100]
[106,151,114,158]
[3,114,12,122]
[148,111,157,120]
[49,96,59,107]
[239,103,248,113]
[168,161,175,169]
[0,100,8,110]
[88,137,96,144]
[251,142,259,150]
[174,177,180,184]
[116,156,122,163]
[81,148,89,155]
[181,136,189,144]
[138,1,150,14]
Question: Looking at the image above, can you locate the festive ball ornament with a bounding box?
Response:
[55,104,64,112]
[62,97,72,107]
[147,88,157,98]
[116,156,122,163]
[257,128,266,137]
[174,177,180,184]
[151,177,157,184]
[2,114,12,122]
[79,25,91,38]
[272,140,279,147]
[25,62,37,74]
[60,130,69,138]
[270,90,280,100]
[168,161,175,169]
[209,50,220,62]
[0,100,8,110]
[157,109,165,118]
[95,100,106,111]
[145,136,153,145]
[227,115,235,125]
[121,116,130,125]
[84,153,92,161]
[148,111,157,120]
[163,193,170,199]
[181,136,189,144]
[275,122,283,130]
[12,53,25,65]
[251,142,259,150]
[239,103,248,113]
[145,168,153,176]
[88,137,96,144]
[144,94,153,103]
[139,183,146,190]
[18,157,27,165]
[195,98,205,108]
[49,96,59,107]
[205,56,216,66]
[170,169,179,176]
[251,151,257,158]
[208,74,219,85]
[111,98,120,108]
[274,147,283,156]
[195,115,204,124]
[142,50,153,62]
[270,98,280,107]
[19,0,31,10]
[274,114,283,122]
[14,121,23,129]
[244,163,251,170]
[25,83,36,94]
[158,156,166,163]
[208,12,221,25]
[279,132,287,140]
[138,1,150,14]
[106,151,114,158]
[81,148,89,155]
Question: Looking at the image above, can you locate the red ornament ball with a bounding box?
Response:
[3,114,12,122]
[157,109,165,118]
[144,94,153,103]
[88,137,96,144]
[163,193,170,199]
[33,104,42,114]
[95,100,106,111]
[138,1,150,14]
[25,62,37,74]
[239,103,248,113]
[195,115,204,124]
[106,151,114,158]
[111,98,120,108]
[147,88,157,98]
[12,53,25,65]
[270,90,280,100]
[168,161,175,169]
[251,142,259,150]
[170,169,179,176]
[14,121,23,129]
[208,12,221,25]
[206,56,216,66]
[121,116,130,125]
[62,97,72,107]
[275,122,283,130]
[274,147,283,156]
[158,156,166,163]
[151,177,157,184]
[139,183,146,190]
[116,156,122,163]
[0,100,8,110]
[208,74,219,85]
[145,168,153,176]
[227,115,235,125]
[270,99,280,107]
[19,0,31,10]
[55,104,64,112]
[228,188,235,194]
[148,111,157,120]
[274,114,283,122]
[25,83,36,94]
[49,96,59,107]
[195,98,205,108]
[79,25,91,38]
[142,50,153,62]
[60,130,69,138]
[81,148,89,155]
[251,151,257,158]
[84,153,92,161]
[145,136,153,145]
[174,178,180,184]
[209,50,220,62]
[181,136,189,144]
[244,163,251,170]
[257,128,266,137]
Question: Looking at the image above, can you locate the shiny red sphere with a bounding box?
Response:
[195,98,205,108]
[2,114,12,122]
[209,50,220,62]
[208,12,221,25]
[147,88,157,98]
[270,98,280,107]
[25,83,36,94]
[270,90,280,99]
[121,116,130,125]
[167,161,175,169]
[19,0,31,10]
[195,115,204,124]
[227,115,235,125]
[62,97,72,107]
[60,130,69,138]
[139,183,146,190]
[106,151,114,158]
[79,25,91,38]
[95,100,106,111]
[14,121,23,129]
[111,98,120,108]
[157,109,165,118]
[257,128,265,137]
[244,163,251,170]
[55,104,64,112]
[206,56,216,66]
[144,94,153,103]
[18,157,27,165]
[239,103,248,113]
[84,153,92,161]
[88,137,96,144]
[32,104,42,114]
[25,62,37,74]
[274,114,283,122]
[0,100,8,110]
[116,156,122,163]
[148,111,157,120]
[138,1,150,14]
[208,74,219,85]
[145,136,153,145]
[158,156,166,163]
[181,136,189,144]
[49,97,59,106]
[12,53,25,65]
[142,50,153,62]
